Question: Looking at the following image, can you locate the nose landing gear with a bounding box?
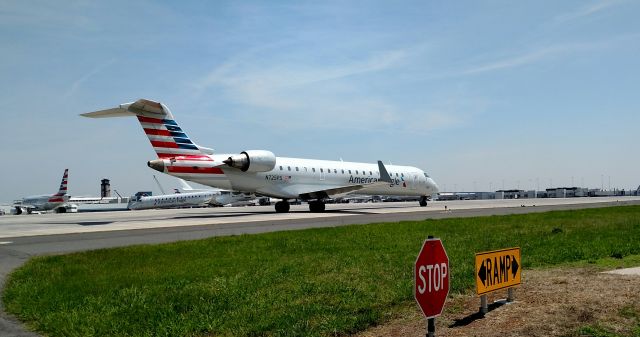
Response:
[419,196,428,207]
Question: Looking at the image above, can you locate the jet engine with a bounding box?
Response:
[223,150,276,172]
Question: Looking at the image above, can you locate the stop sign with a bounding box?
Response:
[414,238,450,319]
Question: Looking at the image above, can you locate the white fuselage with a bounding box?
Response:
[127,191,216,210]
[18,195,70,212]
[168,155,439,200]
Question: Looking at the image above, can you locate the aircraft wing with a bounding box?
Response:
[283,161,394,200]
[298,183,386,200]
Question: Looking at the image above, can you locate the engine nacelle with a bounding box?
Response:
[223,150,276,172]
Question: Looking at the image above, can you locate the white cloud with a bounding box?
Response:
[458,33,640,76]
[554,0,622,23]
[191,48,470,133]
[64,59,116,98]
[460,47,558,75]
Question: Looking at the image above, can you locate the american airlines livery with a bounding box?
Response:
[13,169,70,214]
[82,99,439,213]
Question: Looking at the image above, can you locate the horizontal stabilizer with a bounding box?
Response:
[81,99,168,118]
[80,106,134,118]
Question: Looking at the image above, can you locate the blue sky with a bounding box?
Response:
[1,0,639,202]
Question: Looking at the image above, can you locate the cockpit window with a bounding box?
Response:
[424,173,430,178]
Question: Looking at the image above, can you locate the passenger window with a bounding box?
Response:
[296,167,299,171]
[312,168,316,172]
[356,170,359,174]
[341,169,344,174]
[288,166,291,171]
[369,171,372,175]
[349,170,352,174]
[334,169,337,174]
[320,168,323,173]
[279,166,283,171]
[396,173,399,177]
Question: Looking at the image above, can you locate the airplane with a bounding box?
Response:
[12,169,70,214]
[127,189,218,210]
[82,99,439,213]
[178,179,255,206]
[127,179,255,210]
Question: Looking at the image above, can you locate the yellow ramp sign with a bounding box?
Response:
[475,247,521,295]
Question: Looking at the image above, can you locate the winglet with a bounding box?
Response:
[377,160,393,183]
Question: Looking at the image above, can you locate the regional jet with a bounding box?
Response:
[13,169,70,214]
[127,190,218,210]
[127,179,254,210]
[82,99,439,213]
[178,179,255,207]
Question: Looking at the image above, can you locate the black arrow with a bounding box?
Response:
[478,260,487,286]
[511,255,519,278]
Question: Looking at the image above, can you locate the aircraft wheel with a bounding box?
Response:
[419,196,428,207]
[275,201,290,213]
[309,201,326,213]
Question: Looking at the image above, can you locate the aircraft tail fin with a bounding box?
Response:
[48,169,68,202]
[82,99,214,158]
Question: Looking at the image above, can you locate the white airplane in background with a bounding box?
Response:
[83,99,439,213]
[178,179,255,206]
[127,179,255,210]
[13,169,70,214]
[127,189,217,210]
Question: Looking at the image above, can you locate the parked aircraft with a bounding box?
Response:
[83,99,439,213]
[127,190,217,210]
[178,179,255,206]
[13,169,70,214]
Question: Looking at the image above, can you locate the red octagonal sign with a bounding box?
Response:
[414,238,450,319]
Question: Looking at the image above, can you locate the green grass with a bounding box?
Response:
[3,205,640,337]
[575,303,640,337]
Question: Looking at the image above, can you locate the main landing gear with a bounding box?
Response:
[308,200,326,213]
[275,200,290,213]
[274,199,327,213]
[419,196,428,207]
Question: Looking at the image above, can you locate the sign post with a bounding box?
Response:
[475,247,521,314]
[415,236,450,337]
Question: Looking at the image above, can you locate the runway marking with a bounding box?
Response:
[0,241,13,245]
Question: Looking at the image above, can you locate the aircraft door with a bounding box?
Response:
[411,174,417,190]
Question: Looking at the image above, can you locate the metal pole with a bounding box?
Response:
[480,295,488,314]
[426,235,435,337]
[427,318,435,337]
[507,288,515,302]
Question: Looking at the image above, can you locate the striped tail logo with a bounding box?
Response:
[48,169,68,203]
[137,116,206,159]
